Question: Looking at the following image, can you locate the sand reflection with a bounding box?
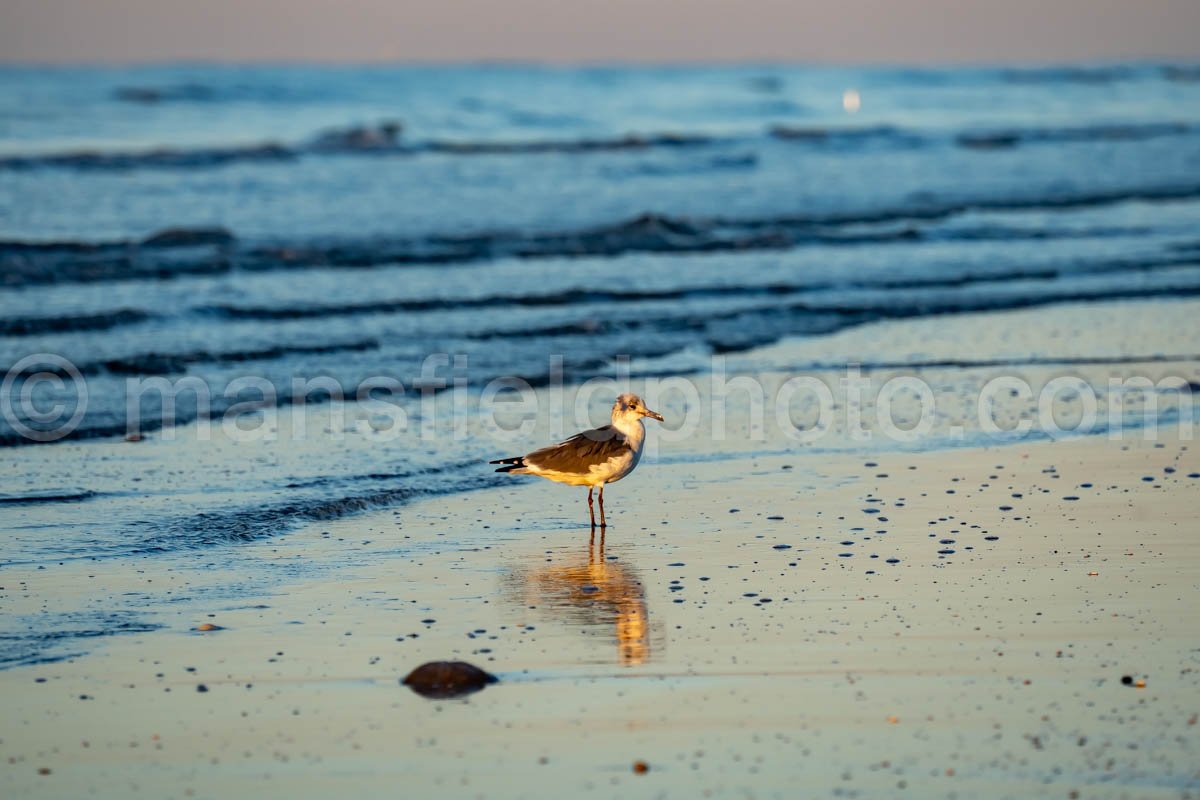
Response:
[504,531,652,665]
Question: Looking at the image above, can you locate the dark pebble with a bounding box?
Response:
[402,661,498,699]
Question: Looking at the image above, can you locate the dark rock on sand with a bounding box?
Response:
[402,661,497,698]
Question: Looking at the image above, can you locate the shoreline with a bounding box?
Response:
[3,295,1198,677]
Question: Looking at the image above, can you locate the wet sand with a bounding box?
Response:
[3,430,1198,798]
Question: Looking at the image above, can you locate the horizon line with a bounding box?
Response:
[3,54,1200,70]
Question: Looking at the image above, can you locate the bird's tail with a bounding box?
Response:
[489,456,526,474]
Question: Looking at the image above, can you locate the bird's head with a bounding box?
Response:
[612,393,664,424]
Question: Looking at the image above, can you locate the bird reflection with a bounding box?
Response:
[504,530,652,665]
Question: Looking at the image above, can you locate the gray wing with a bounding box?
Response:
[524,425,631,474]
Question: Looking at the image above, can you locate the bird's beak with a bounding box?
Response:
[643,408,664,422]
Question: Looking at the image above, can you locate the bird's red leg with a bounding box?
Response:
[587,486,596,529]
[598,484,607,529]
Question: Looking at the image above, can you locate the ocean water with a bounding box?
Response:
[2,63,1200,664]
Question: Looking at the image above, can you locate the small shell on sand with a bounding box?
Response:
[194,623,224,632]
[402,661,497,699]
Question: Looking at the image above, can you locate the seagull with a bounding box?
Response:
[490,393,664,528]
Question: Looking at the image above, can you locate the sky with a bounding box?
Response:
[2,0,1199,64]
